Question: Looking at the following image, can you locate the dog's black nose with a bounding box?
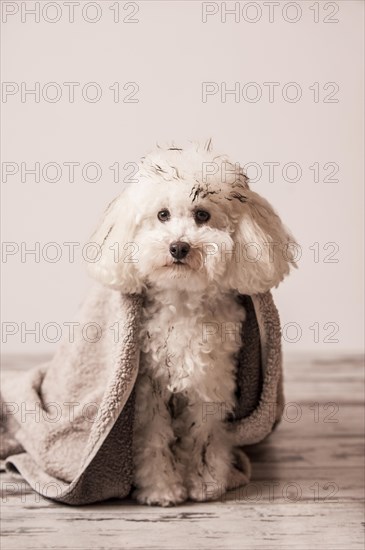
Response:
[169,241,190,260]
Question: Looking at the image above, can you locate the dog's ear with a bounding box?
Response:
[87,189,142,293]
[227,190,297,295]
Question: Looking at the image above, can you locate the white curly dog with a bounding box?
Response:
[89,141,296,506]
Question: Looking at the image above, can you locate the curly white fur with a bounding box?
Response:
[88,141,296,506]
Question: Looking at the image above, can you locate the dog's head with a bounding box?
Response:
[88,142,297,294]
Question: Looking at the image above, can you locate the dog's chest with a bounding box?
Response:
[139,291,245,398]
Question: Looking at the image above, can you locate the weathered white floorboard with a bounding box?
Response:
[1,503,364,550]
[1,353,364,550]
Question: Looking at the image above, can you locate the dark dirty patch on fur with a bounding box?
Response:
[173,166,181,179]
[190,185,201,202]
[101,224,114,247]
[226,191,248,203]
[201,443,207,467]
[201,435,211,468]
[153,163,167,174]
[190,184,221,203]
[168,147,183,151]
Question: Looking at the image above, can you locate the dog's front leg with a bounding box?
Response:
[132,372,187,506]
[175,400,235,502]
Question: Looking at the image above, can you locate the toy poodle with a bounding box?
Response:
[89,141,296,506]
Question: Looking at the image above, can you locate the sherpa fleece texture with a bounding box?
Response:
[0,284,283,505]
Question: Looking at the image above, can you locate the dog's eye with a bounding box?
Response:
[157,209,170,222]
[194,210,210,224]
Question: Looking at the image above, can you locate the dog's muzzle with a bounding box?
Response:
[169,241,190,260]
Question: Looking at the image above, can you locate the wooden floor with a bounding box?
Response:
[1,353,364,550]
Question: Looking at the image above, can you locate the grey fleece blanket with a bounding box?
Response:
[0,284,283,505]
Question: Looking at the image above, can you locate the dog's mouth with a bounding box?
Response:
[162,260,190,269]
[170,261,188,266]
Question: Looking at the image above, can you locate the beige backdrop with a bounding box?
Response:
[1,0,364,354]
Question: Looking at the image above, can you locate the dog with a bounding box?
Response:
[88,141,296,506]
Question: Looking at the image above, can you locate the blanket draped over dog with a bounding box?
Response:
[0,284,283,505]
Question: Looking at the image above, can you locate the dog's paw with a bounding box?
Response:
[132,483,188,507]
[187,470,227,502]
